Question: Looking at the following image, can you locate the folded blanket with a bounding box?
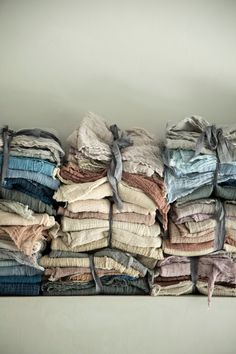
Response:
[42,276,149,296]
[0,283,41,295]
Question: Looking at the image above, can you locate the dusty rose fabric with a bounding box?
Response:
[57,209,155,226]
[0,225,45,256]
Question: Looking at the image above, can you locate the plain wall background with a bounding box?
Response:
[0,1,236,354]
[0,0,236,142]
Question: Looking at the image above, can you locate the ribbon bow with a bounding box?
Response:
[195,125,235,163]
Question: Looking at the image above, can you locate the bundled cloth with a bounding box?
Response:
[53,112,169,269]
[0,206,58,295]
[40,248,150,295]
[164,116,236,203]
[0,126,63,295]
[152,252,236,304]
[0,127,64,215]
[163,199,226,256]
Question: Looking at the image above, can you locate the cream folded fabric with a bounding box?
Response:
[62,228,162,248]
[0,210,55,228]
[61,217,161,235]
[40,255,142,277]
[54,177,157,210]
[197,281,236,297]
[151,281,193,296]
[169,221,215,243]
[64,199,156,215]
[66,112,164,177]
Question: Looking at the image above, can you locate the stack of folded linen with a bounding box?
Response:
[0,203,57,295]
[223,201,236,252]
[163,199,223,256]
[53,112,169,270]
[0,127,63,295]
[151,256,193,296]
[197,252,236,303]
[164,116,236,202]
[0,127,64,215]
[164,116,218,203]
[40,248,150,295]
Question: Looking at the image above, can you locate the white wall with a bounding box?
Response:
[0,2,236,354]
[0,0,236,142]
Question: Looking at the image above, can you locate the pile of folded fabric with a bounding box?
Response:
[40,248,150,295]
[52,112,169,271]
[0,127,63,295]
[162,198,225,256]
[151,256,193,296]
[196,252,236,303]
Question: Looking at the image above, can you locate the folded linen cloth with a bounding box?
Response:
[0,283,41,295]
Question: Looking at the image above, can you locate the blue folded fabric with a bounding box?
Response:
[0,154,56,176]
[0,283,41,296]
[5,170,60,190]
[0,275,42,283]
[3,178,55,205]
[0,266,43,277]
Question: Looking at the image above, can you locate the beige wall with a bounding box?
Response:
[0,0,236,143]
[0,1,236,354]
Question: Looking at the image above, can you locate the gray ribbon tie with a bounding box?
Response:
[89,255,103,294]
[107,124,133,210]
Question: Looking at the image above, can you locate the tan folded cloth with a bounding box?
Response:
[65,199,156,215]
[151,280,193,296]
[197,280,236,297]
[0,210,55,227]
[40,255,142,277]
[51,238,108,253]
[45,267,122,281]
[169,221,215,243]
[61,217,160,235]
[62,228,162,248]
[0,225,45,256]
[54,177,157,210]
[58,210,155,226]
[163,239,215,257]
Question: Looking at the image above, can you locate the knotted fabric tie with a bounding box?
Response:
[107,124,133,210]
[1,126,14,185]
[189,256,199,294]
[108,198,114,248]
[195,124,234,163]
[213,200,226,252]
[89,254,103,294]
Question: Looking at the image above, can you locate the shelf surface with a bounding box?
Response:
[0,296,235,354]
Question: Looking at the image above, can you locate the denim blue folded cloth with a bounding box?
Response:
[0,275,42,283]
[0,283,41,296]
[5,170,60,190]
[0,154,56,176]
[3,178,55,205]
[0,266,43,277]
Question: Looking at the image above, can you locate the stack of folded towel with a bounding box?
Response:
[52,112,169,271]
[40,248,150,295]
[151,256,193,296]
[0,127,63,295]
[163,199,224,256]
[196,252,236,302]
[151,252,236,303]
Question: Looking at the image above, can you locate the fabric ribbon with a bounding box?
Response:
[195,124,235,163]
[89,254,103,294]
[213,200,226,252]
[1,126,14,185]
[107,124,133,210]
[189,256,199,293]
[108,198,114,248]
